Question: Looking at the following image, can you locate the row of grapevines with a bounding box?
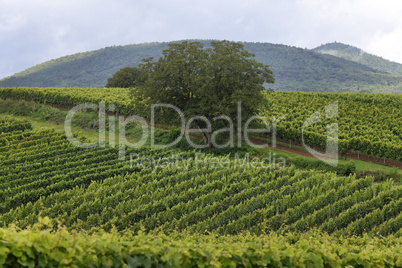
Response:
[0,87,133,114]
[262,91,402,161]
[0,115,32,133]
[284,180,393,233]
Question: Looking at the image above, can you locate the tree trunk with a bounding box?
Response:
[206,131,213,148]
[198,128,213,148]
[195,120,213,148]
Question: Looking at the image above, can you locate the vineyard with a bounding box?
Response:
[0,87,401,161]
[0,117,400,237]
[0,89,401,266]
[262,91,402,161]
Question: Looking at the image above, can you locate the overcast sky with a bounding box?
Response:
[1,0,402,79]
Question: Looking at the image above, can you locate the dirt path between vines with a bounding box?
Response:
[129,115,402,169]
[251,136,402,169]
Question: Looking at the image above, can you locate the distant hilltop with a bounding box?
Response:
[314,42,402,76]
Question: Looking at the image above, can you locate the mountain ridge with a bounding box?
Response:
[1,40,402,94]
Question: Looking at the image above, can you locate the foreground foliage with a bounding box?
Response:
[0,219,401,267]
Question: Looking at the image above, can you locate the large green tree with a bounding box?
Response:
[132,40,274,147]
[105,67,144,88]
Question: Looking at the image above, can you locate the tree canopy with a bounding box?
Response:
[105,67,144,88]
[131,40,274,147]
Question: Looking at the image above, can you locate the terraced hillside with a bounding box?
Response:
[1,117,400,237]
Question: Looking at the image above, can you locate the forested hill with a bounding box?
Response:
[1,40,402,93]
[314,42,402,76]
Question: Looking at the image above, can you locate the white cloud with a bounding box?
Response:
[292,0,402,63]
[0,0,402,78]
[366,29,402,63]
